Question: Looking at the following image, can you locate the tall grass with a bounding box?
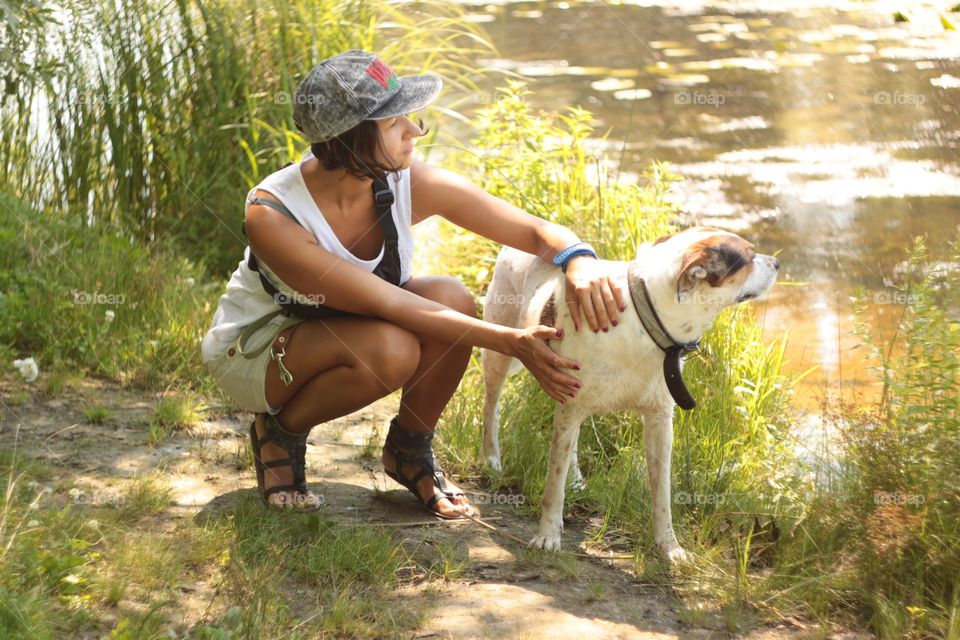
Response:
[770,234,960,638]
[431,83,804,566]
[2,0,494,277]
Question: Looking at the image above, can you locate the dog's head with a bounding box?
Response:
[646,227,779,308]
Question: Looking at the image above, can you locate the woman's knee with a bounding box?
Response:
[366,322,421,391]
[425,276,478,318]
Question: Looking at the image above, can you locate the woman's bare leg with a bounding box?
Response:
[382,276,478,517]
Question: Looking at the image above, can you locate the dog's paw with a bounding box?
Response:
[657,540,690,564]
[483,454,502,473]
[528,533,562,551]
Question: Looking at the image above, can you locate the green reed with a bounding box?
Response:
[769,234,960,638]
[2,0,493,277]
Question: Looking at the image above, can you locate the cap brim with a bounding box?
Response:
[367,75,442,120]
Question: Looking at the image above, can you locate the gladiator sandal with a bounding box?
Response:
[382,415,470,519]
[249,412,321,509]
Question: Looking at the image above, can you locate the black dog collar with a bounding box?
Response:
[626,262,701,410]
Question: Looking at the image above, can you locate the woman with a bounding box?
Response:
[201,50,624,518]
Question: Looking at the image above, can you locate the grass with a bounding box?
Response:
[147,395,206,446]
[0,444,430,638]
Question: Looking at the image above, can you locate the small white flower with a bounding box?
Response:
[85,519,100,529]
[104,310,115,323]
[185,277,196,287]
[27,520,40,527]
[12,357,39,382]
[148,340,160,349]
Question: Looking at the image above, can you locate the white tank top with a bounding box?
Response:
[200,150,416,363]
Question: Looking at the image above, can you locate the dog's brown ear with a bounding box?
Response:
[677,237,755,294]
[653,233,674,246]
[677,259,709,294]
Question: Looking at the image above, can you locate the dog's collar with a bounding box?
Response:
[626,262,701,410]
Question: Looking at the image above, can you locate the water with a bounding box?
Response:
[454,0,960,410]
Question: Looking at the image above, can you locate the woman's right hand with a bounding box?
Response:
[509,326,582,403]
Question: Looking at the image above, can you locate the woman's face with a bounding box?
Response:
[374,115,424,170]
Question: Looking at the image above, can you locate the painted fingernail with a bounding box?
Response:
[620,305,626,312]
[569,391,576,398]
[575,382,582,389]
[612,320,618,327]
[556,329,564,338]
[603,327,609,332]
[574,364,581,370]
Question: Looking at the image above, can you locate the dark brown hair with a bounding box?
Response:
[310,117,428,180]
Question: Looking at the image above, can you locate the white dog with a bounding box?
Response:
[480,227,780,562]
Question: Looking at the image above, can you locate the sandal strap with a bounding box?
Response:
[385,415,465,509]
[386,415,435,451]
[259,413,308,487]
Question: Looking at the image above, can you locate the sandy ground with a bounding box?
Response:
[0,378,868,639]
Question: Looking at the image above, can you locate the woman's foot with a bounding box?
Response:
[253,414,322,509]
[381,437,476,519]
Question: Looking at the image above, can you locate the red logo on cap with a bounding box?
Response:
[366,59,398,90]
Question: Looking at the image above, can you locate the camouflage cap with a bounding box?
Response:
[291,50,442,143]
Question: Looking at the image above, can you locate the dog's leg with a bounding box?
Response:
[567,442,586,491]
[480,348,514,471]
[640,407,689,563]
[480,256,525,472]
[530,404,584,551]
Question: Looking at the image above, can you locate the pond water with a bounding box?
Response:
[455,0,960,411]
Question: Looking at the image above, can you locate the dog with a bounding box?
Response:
[480,227,780,562]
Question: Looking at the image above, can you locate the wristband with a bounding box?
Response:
[552,242,597,273]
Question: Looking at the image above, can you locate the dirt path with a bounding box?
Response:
[1,379,842,639]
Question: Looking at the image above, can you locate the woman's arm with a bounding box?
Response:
[243,196,582,402]
[409,160,624,333]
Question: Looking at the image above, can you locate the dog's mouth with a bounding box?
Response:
[736,292,758,303]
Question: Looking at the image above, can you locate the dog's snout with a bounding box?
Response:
[759,254,779,271]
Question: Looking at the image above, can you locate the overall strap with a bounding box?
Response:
[370,176,402,286]
[235,309,302,360]
[241,175,403,321]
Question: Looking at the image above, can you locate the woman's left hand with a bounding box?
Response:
[564,256,625,333]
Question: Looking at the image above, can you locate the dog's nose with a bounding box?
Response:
[771,257,780,271]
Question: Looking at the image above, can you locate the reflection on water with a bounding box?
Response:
[458,0,960,409]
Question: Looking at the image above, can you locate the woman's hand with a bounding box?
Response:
[508,326,582,403]
[564,256,625,333]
